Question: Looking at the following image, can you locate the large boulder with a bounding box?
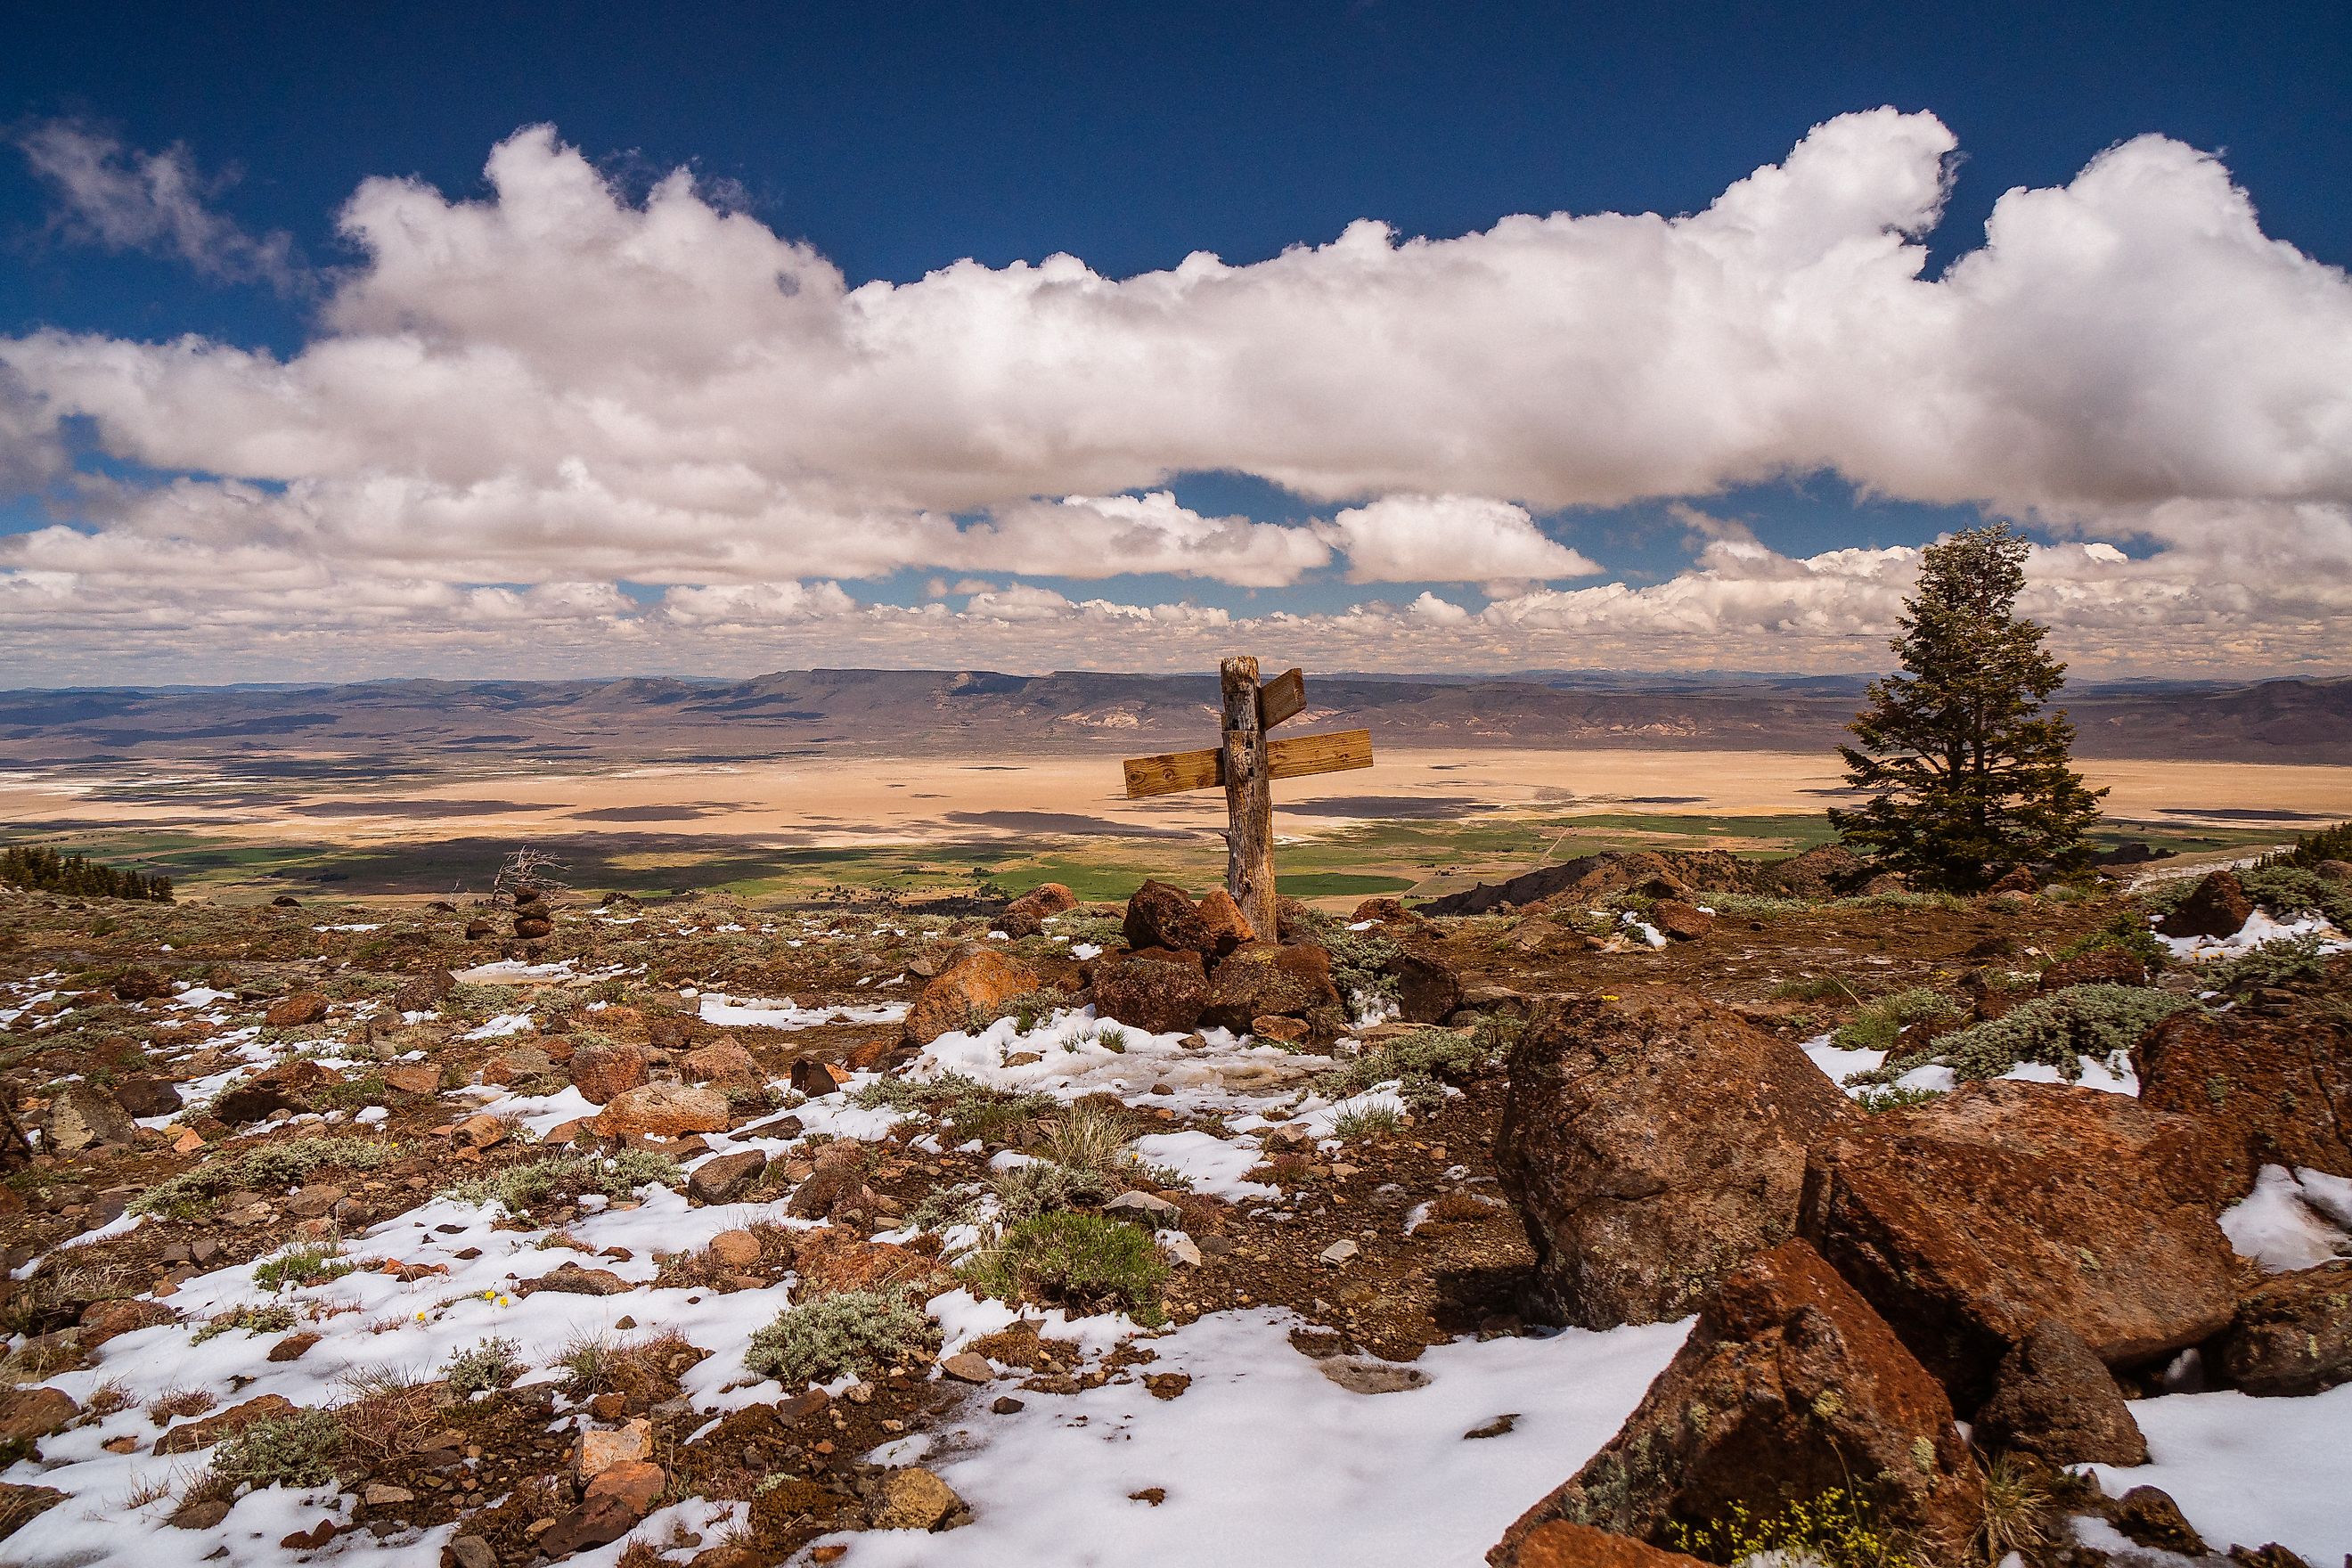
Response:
[2159,869,2254,939]
[1491,1241,1982,1563]
[2133,1007,2352,1202]
[1090,947,1209,1034]
[1972,1319,2148,1465]
[1123,880,1215,956]
[46,1086,136,1153]
[209,1059,334,1124]
[1494,992,1854,1328]
[1201,943,1343,1034]
[1801,1081,2238,1409]
[2213,1261,2352,1397]
[568,1044,651,1106]
[264,992,330,1029]
[903,950,1040,1047]
[593,1083,731,1139]
[681,1039,763,1088]
[1386,943,1464,1024]
[111,1075,184,1119]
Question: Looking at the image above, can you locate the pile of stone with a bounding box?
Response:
[1486,984,2352,1566]
[898,879,1464,1049]
[510,883,553,941]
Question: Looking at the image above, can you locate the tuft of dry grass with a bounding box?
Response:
[80,1378,135,1421]
[146,1387,217,1427]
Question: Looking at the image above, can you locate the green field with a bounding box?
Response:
[3,811,2302,910]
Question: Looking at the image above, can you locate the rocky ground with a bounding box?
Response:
[0,842,2344,1568]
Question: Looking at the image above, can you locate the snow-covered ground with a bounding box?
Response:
[830,1309,1690,1568]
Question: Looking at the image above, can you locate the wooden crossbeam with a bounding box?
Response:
[1122,728,1373,800]
[1257,666,1305,730]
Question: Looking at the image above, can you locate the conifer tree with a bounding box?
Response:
[1831,523,2104,889]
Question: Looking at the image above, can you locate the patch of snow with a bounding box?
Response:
[2220,1165,2352,1270]
[697,993,907,1030]
[2160,909,2344,963]
[464,1011,534,1040]
[831,1308,1690,1568]
[1129,1131,1278,1201]
[2089,1380,2352,1565]
[908,1007,1330,1115]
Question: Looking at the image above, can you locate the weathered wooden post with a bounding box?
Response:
[1220,656,1278,937]
[1121,659,1372,937]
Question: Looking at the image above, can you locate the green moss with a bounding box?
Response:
[134,1136,397,1220]
[209,1409,346,1489]
[440,1149,682,1210]
[1830,988,1963,1054]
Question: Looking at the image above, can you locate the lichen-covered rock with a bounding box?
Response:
[2159,869,2254,938]
[2213,1261,2352,1396]
[1123,879,1215,956]
[46,1086,136,1153]
[1972,1319,2147,1465]
[1387,943,1464,1024]
[870,1466,966,1531]
[1495,992,1854,1328]
[1801,1081,2237,1408]
[592,1082,731,1138]
[681,1038,762,1088]
[1091,946,1209,1034]
[1201,943,1343,1034]
[1491,1241,1982,1562]
[688,1149,769,1205]
[903,950,1040,1046]
[2133,1006,2352,1202]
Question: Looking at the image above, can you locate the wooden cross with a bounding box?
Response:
[1121,657,1374,936]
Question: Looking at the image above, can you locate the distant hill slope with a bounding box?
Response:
[0,669,2346,765]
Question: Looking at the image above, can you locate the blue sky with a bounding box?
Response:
[1,2,2348,682]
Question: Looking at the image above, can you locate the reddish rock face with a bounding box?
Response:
[567,1044,649,1106]
[1649,901,1714,942]
[1491,1241,1983,1564]
[902,950,1040,1046]
[2215,1261,2352,1397]
[1090,946,1210,1034]
[1801,1080,2238,1409]
[2159,869,2254,938]
[1123,879,1216,956]
[1494,992,1855,1328]
[2133,1003,2352,1202]
[1200,942,1343,1034]
[1349,896,1421,927]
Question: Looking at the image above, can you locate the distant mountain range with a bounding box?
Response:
[1,668,2346,766]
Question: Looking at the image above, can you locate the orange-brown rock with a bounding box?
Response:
[1495,992,1854,1328]
[903,950,1040,1046]
[2214,1261,2352,1397]
[682,1039,762,1088]
[1492,1522,1711,1568]
[2133,1000,2352,1202]
[568,1043,651,1106]
[594,1083,731,1139]
[1801,1081,2236,1408]
[1194,888,1256,956]
[264,992,330,1028]
[1490,1242,1982,1563]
